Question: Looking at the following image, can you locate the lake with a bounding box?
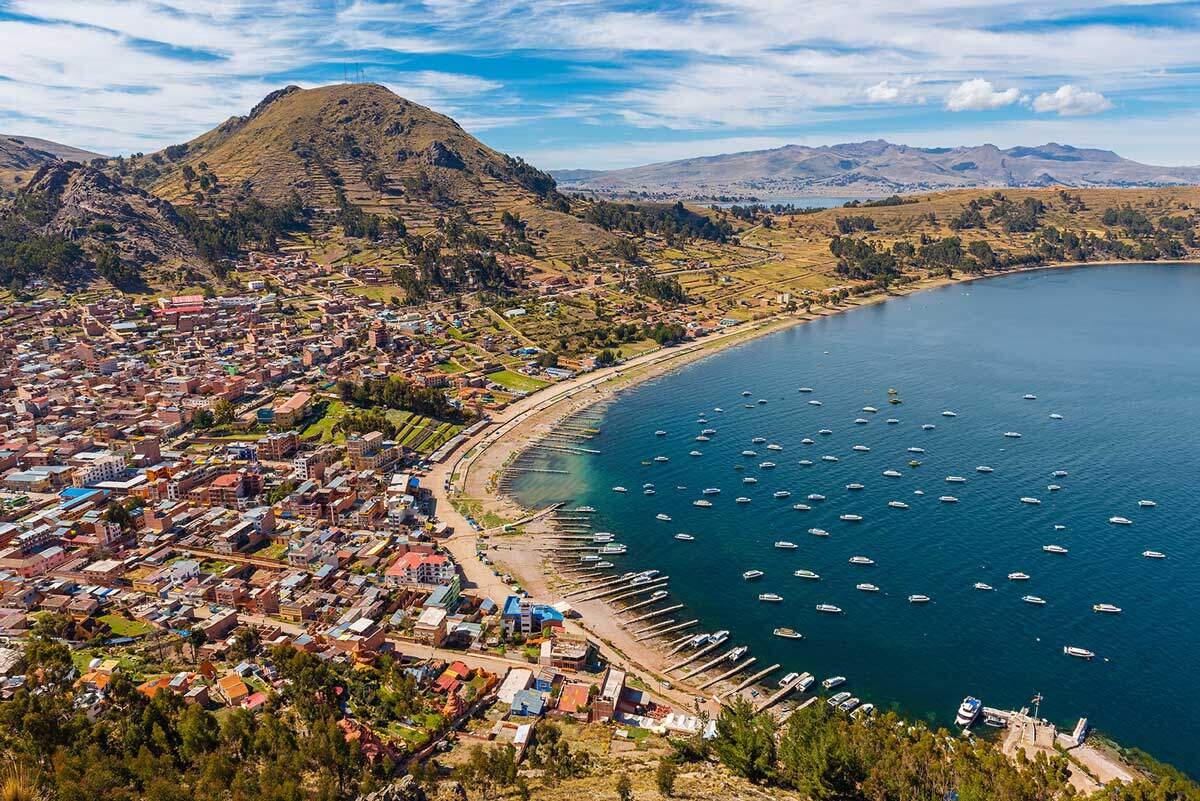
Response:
[511,262,1200,774]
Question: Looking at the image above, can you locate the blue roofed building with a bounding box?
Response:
[510,688,546,717]
[502,596,565,637]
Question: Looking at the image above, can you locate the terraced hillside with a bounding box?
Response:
[133,83,612,254]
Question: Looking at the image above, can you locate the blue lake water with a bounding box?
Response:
[511,263,1200,774]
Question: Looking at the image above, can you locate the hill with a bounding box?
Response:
[0,161,199,289]
[120,83,610,256]
[556,140,1200,198]
[0,134,104,193]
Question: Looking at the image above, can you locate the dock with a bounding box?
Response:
[634,618,697,638]
[576,577,669,604]
[755,675,808,713]
[717,663,781,701]
[697,657,757,690]
[678,647,743,682]
[666,638,726,671]
[623,603,683,624]
[615,591,669,614]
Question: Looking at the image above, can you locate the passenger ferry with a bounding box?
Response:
[856,583,880,592]
[888,500,909,509]
[1064,646,1095,660]
[794,569,820,579]
[692,499,712,508]
[907,594,931,603]
[742,570,764,580]
[816,604,843,614]
[774,629,803,641]
[808,528,829,537]
[774,490,792,499]
[848,556,875,565]
[774,541,798,549]
[759,593,783,602]
[1022,595,1046,605]
[1093,603,1122,614]
[840,514,863,522]
[956,697,982,727]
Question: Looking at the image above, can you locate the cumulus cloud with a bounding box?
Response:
[945,79,1022,111]
[865,77,923,104]
[1032,85,1114,116]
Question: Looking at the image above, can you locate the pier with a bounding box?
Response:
[634,618,697,638]
[678,647,742,682]
[575,577,668,603]
[615,591,669,614]
[528,443,602,455]
[623,603,683,624]
[697,657,757,690]
[666,638,726,672]
[717,663,781,701]
[755,674,809,713]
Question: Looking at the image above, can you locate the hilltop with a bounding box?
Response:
[0,134,104,193]
[556,140,1200,198]
[117,83,610,256]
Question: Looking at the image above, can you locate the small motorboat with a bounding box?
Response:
[939,495,959,503]
[808,528,829,537]
[846,483,865,490]
[907,594,931,603]
[794,569,820,580]
[655,430,667,436]
[775,541,798,549]
[693,499,712,508]
[1138,500,1157,508]
[1023,394,1037,400]
[1007,572,1030,581]
[1003,432,1022,439]
[1020,497,1041,505]
[675,533,695,541]
[1022,595,1047,605]
[882,469,902,477]
[888,500,909,509]
[793,503,811,511]
[815,604,842,614]
[1109,516,1132,525]
[974,582,993,591]
[736,497,751,504]
[656,513,672,521]
[840,514,863,522]
[612,486,627,493]
[1143,550,1166,559]
[774,490,792,499]
[942,410,957,417]
[1093,603,1122,614]
[976,465,994,473]
[856,583,880,592]
[774,629,803,641]
[848,556,874,565]
[922,424,936,430]
[759,593,783,602]
[743,570,764,580]
[1049,413,1063,420]
[743,477,758,484]
[1063,646,1095,660]
[1042,544,1068,554]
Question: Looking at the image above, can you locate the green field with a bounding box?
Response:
[300,399,346,441]
[98,614,156,637]
[485,369,549,393]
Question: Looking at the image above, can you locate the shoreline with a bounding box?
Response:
[430,257,1196,716]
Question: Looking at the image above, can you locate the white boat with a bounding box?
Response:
[863,406,878,413]
[974,582,993,591]
[1063,646,1095,660]
[798,387,814,393]
[751,436,766,444]
[942,410,957,417]
[888,500,909,509]
[780,671,801,686]
[886,418,899,424]
[847,483,865,490]
[908,594,931,603]
[675,533,695,541]
[1023,394,1037,400]
[1020,497,1041,505]
[592,533,614,542]
[710,630,730,644]
[767,444,783,451]
[1109,516,1132,525]
[727,646,748,661]
[808,528,829,537]
[643,483,655,489]
[598,544,627,554]
[913,490,925,496]
[693,499,712,508]
[695,435,710,442]
[796,674,816,692]
[818,429,833,435]
[956,696,982,727]
[946,476,967,483]
[840,514,863,522]
[809,400,823,406]
[852,445,870,452]
[703,487,721,495]
[742,450,758,457]
[574,506,596,513]
[775,541,798,549]
[839,697,861,713]
[1047,484,1061,492]
[801,438,815,445]
[822,676,846,689]
[655,430,667,436]
[759,593,783,602]
[580,555,600,562]
[922,424,936,430]
[821,455,839,462]
[1042,544,1068,554]
[1054,524,1067,530]
[1138,500,1156,508]
[852,703,875,718]
[848,556,875,565]
[827,691,852,708]
[743,477,758,484]
[760,461,776,469]
[758,399,768,405]
[939,495,958,503]
[1049,413,1063,420]
[794,569,820,579]
[1143,550,1166,559]
[656,513,672,521]
[742,391,752,396]
[612,486,627,493]
[1052,470,1068,477]
[798,459,814,466]
[907,447,925,454]
[816,604,842,614]
[854,418,869,425]
[882,469,902,477]
[808,493,826,501]
[976,465,994,473]
[743,570,764,580]
[774,491,792,499]
[714,408,723,413]
[1007,572,1030,581]
[644,488,656,495]
[774,630,803,642]
[702,428,717,435]
[1022,595,1046,605]
[856,583,880,592]
[1093,603,1122,614]
[690,450,703,456]
[736,497,751,504]
[793,503,811,511]
[1003,432,1022,439]
[595,561,614,569]
[654,455,669,462]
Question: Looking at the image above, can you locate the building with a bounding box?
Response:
[272,391,312,428]
[538,636,591,671]
[496,668,533,705]
[502,596,565,637]
[384,552,455,586]
[412,606,447,646]
[589,666,626,723]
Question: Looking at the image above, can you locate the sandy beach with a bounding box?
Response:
[428,259,1196,709]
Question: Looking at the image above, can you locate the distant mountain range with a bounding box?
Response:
[553,140,1200,198]
[1,134,104,188]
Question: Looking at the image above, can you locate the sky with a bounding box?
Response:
[2,0,1199,170]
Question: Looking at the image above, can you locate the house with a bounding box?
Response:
[555,681,591,716]
[384,551,455,586]
[589,666,626,723]
[539,636,590,671]
[216,673,250,706]
[510,688,545,717]
[496,668,533,705]
[412,606,447,646]
[502,596,564,637]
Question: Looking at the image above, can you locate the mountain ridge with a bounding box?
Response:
[554,140,1200,197]
[1,134,105,192]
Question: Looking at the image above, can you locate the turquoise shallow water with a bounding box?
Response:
[511,263,1200,774]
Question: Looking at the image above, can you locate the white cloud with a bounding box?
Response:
[1032,85,1114,116]
[945,79,1022,111]
[865,77,923,104]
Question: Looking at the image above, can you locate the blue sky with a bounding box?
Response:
[2,0,1199,169]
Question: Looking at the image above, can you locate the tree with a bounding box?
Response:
[212,398,236,426]
[616,773,633,801]
[655,758,677,797]
[185,628,207,663]
[713,698,776,783]
[193,408,214,430]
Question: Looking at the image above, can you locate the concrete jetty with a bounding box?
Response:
[678,648,743,682]
[634,618,697,638]
[616,591,669,614]
[718,663,781,701]
[666,638,726,672]
[697,657,757,690]
[623,603,682,624]
[755,675,808,713]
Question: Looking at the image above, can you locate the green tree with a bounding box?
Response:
[616,773,633,801]
[212,399,236,426]
[655,758,676,797]
[713,698,776,783]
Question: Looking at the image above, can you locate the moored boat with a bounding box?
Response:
[692,499,712,508]
[656,513,672,521]
[612,486,627,493]
[1143,550,1166,559]
[775,630,803,641]
[849,555,875,565]
[974,582,993,591]
[939,495,958,503]
[908,594,931,603]
[840,513,863,522]
[775,540,798,549]
[816,604,842,614]
[808,527,829,537]
[956,696,982,727]
[1022,595,1046,605]
[743,570,764,580]
[736,496,751,504]
[774,490,792,499]
[1042,544,1068,554]
[1093,603,1122,614]
[1063,646,1095,660]
[822,676,846,689]
[759,593,783,602]
[888,500,909,509]
[794,569,820,579]
[976,465,994,473]
[1109,516,1132,525]
[856,583,880,592]
[1020,497,1041,505]
[1008,572,1030,581]
[675,533,695,541]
